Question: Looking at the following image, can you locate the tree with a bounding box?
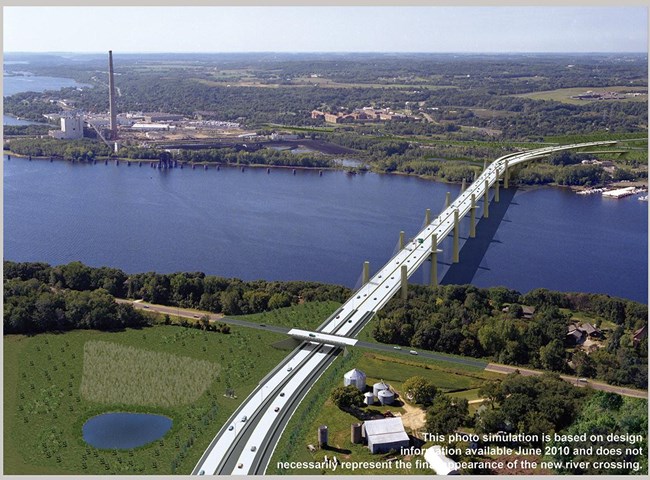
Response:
[402,376,437,407]
[330,385,364,411]
[425,395,469,435]
[539,339,567,372]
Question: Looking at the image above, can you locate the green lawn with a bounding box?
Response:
[4,325,287,475]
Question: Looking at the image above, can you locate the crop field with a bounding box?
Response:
[80,341,219,407]
[4,325,287,475]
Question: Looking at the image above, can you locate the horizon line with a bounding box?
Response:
[5,50,648,55]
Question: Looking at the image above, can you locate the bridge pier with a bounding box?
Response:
[453,210,460,263]
[363,261,370,285]
[445,192,451,209]
[461,177,466,193]
[483,179,489,218]
[400,265,408,301]
[425,208,431,225]
[399,231,405,250]
[504,159,510,189]
[470,193,477,238]
[430,234,439,287]
[495,173,500,203]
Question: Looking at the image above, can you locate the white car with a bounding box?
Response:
[409,350,418,355]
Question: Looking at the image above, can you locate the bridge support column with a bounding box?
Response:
[483,159,488,171]
[363,261,370,285]
[461,178,466,193]
[470,194,477,238]
[473,170,478,181]
[504,160,509,189]
[445,192,451,209]
[401,265,408,301]
[483,179,489,218]
[425,208,431,225]
[494,173,500,203]
[430,234,438,287]
[453,210,460,263]
[399,231,405,250]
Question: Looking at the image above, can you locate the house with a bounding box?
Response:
[578,323,601,338]
[363,417,410,454]
[633,325,647,344]
[566,325,585,345]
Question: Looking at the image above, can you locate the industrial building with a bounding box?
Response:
[49,114,84,140]
[363,417,410,454]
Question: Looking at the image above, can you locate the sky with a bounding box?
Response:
[3,6,648,53]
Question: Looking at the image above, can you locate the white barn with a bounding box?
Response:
[363,417,410,454]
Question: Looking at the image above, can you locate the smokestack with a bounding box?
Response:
[108,50,117,140]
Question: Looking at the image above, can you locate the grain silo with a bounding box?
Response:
[373,380,390,397]
[318,425,328,447]
[378,389,395,406]
[364,391,375,406]
[343,368,367,391]
[351,423,363,444]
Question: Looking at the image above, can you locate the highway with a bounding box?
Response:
[170,141,619,475]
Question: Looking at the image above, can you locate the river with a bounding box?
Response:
[4,156,647,303]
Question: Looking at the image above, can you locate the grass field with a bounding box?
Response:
[268,349,496,475]
[514,86,648,104]
[4,325,287,475]
[234,301,341,330]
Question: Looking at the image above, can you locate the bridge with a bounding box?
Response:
[192,141,618,475]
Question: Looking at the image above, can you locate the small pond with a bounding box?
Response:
[82,412,172,449]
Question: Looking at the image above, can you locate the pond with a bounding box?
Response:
[82,412,172,449]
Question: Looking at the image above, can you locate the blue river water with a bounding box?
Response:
[3,156,648,303]
[3,73,647,302]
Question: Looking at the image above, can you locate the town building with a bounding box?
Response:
[49,113,84,140]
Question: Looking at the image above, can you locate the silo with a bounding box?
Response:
[318,425,328,447]
[378,389,395,406]
[351,423,363,444]
[343,368,367,391]
[373,381,390,397]
[364,391,374,406]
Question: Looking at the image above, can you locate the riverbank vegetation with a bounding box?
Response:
[370,284,647,389]
[3,260,350,335]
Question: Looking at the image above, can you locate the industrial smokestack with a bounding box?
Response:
[108,50,117,140]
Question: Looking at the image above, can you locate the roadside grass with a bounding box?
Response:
[268,350,496,475]
[233,301,341,330]
[4,325,287,475]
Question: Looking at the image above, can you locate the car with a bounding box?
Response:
[280,392,285,397]
[199,470,205,475]
[259,324,266,327]
[238,463,244,469]
[193,314,199,318]
[143,305,149,309]
[287,366,293,372]
[409,350,418,355]
[393,346,401,350]
[274,406,280,412]
[241,415,248,422]
[308,333,316,338]
[251,446,257,452]
[228,425,234,431]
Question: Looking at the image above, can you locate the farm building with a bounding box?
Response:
[363,417,410,454]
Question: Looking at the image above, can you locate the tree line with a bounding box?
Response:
[4,261,351,334]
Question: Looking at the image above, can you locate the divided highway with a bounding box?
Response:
[191,141,620,475]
